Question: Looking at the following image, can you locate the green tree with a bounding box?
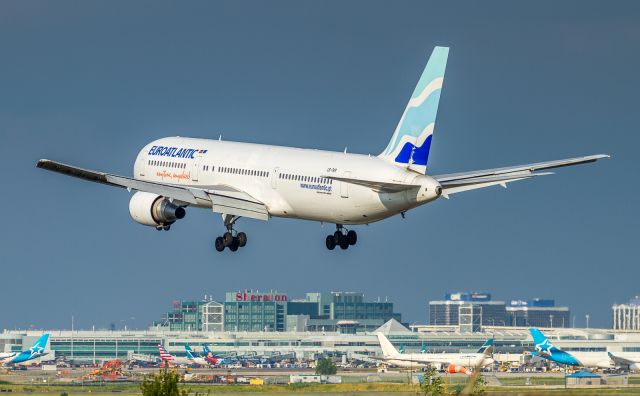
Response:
[140,366,189,396]
[315,358,337,375]
[455,373,486,396]
[419,366,445,396]
[469,374,486,396]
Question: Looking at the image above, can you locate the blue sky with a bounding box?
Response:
[1,1,638,330]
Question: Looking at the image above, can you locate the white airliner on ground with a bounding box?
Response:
[156,344,199,366]
[37,46,608,252]
[376,333,493,373]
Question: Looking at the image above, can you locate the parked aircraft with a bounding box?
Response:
[608,352,640,372]
[529,328,612,369]
[38,46,608,252]
[0,334,49,365]
[156,344,194,366]
[184,345,212,366]
[376,333,493,373]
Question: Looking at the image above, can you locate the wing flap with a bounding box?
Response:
[434,154,608,197]
[209,191,269,221]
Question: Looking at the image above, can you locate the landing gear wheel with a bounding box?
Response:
[223,232,234,246]
[237,232,247,247]
[339,236,350,250]
[156,226,163,231]
[326,235,336,250]
[333,230,343,244]
[347,230,357,245]
[228,237,239,252]
[214,237,225,252]
[163,225,171,231]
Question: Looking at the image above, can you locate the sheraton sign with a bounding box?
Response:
[235,292,288,302]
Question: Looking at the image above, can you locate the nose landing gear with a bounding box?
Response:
[326,225,357,250]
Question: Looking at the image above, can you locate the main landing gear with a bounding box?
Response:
[214,215,247,252]
[325,225,357,250]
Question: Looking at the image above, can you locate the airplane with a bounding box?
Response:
[202,344,226,365]
[608,352,640,372]
[376,333,493,373]
[156,344,194,366]
[184,345,212,366]
[0,334,50,365]
[36,46,609,252]
[529,328,612,369]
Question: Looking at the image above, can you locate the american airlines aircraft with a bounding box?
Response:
[376,333,494,373]
[37,46,608,252]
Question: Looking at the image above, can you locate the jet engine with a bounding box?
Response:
[128,191,186,230]
[446,364,469,375]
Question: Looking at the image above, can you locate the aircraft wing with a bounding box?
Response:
[433,154,609,198]
[608,352,636,368]
[36,159,269,221]
[322,175,421,193]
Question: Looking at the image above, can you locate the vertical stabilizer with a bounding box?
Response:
[380,46,449,174]
[477,339,494,354]
[376,333,400,358]
[529,328,560,355]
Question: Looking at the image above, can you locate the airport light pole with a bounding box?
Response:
[586,314,590,329]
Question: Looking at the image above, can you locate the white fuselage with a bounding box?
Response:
[567,352,613,369]
[133,137,441,225]
[384,352,493,369]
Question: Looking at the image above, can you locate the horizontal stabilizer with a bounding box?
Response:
[434,154,608,197]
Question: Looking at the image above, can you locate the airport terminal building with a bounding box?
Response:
[4,322,640,366]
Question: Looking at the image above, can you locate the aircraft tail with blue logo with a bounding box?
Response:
[529,328,582,366]
[477,338,494,354]
[9,334,49,364]
[380,46,449,174]
[184,345,196,359]
[529,328,565,356]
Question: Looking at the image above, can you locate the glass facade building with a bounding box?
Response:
[507,299,570,328]
[155,290,402,333]
[429,292,507,330]
[430,293,571,330]
[223,291,287,332]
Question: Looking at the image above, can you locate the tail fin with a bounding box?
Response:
[157,344,174,361]
[376,333,400,358]
[203,345,211,354]
[477,339,493,354]
[184,345,195,359]
[380,46,449,174]
[529,328,559,355]
[31,334,49,351]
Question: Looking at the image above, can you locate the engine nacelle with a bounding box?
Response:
[446,364,469,375]
[129,192,186,227]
